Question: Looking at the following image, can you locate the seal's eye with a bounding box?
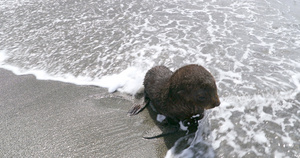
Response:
[198,96,206,102]
[196,89,207,102]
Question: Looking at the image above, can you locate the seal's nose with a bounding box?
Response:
[214,98,221,107]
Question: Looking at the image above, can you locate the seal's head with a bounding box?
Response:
[168,64,220,117]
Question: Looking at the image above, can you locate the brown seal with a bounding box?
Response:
[129,64,220,138]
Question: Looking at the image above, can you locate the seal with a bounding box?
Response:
[129,64,220,138]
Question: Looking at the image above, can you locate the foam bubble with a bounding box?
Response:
[274,150,286,158]
[253,131,269,144]
[0,50,8,63]
[292,74,300,93]
[179,121,188,131]
[97,66,146,94]
[156,114,166,123]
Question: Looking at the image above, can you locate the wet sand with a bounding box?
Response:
[0,69,169,157]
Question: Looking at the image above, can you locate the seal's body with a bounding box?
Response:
[130,64,220,123]
[143,64,220,124]
[129,64,220,138]
[143,66,173,115]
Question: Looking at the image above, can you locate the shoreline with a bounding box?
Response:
[0,68,168,157]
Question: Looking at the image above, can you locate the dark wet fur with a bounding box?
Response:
[143,114,203,139]
[129,64,220,138]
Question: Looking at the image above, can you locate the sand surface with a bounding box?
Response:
[0,69,171,157]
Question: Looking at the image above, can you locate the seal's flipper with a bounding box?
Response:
[128,101,148,116]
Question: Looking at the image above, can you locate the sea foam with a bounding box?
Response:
[0,50,146,95]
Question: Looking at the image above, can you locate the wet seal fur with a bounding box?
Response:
[129,64,220,139]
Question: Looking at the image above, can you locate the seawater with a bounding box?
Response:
[1,0,300,157]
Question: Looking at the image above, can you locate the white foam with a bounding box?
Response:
[0,50,8,63]
[253,131,269,144]
[281,135,294,146]
[156,114,166,123]
[274,150,286,158]
[97,66,146,94]
[1,50,147,95]
[179,121,188,131]
[292,74,300,94]
[210,91,299,157]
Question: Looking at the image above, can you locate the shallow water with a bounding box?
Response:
[1,0,300,157]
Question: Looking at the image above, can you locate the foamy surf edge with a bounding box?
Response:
[0,50,146,95]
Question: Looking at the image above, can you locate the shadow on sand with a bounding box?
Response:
[144,105,187,149]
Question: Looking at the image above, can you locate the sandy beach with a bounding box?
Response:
[0,68,172,157]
